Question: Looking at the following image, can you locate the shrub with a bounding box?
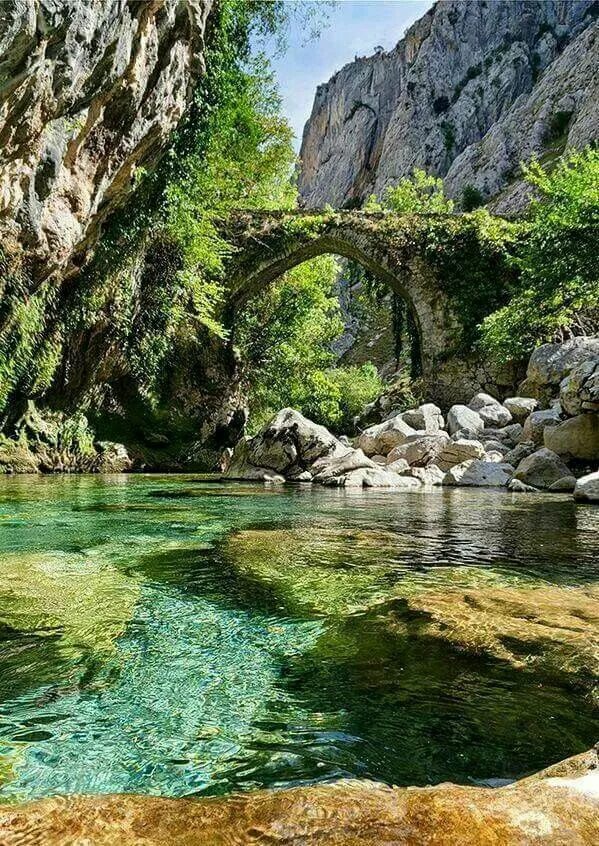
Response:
[441,121,456,152]
[461,183,485,211]
[378,169,454,214]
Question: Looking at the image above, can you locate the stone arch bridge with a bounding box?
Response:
[221,209,516,406]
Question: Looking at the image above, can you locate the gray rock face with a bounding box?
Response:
[443,459,513,487]
[574,471,599,502]
[513,447,572,490]
[298,1,597,212]
[504,441,536,467]
[521,338,599,402]
[0,0,212,278]
[559,358,599,416]
[226,408,346,479]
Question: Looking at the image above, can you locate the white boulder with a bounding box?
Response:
[386,432,448,467]
[447,405,484,436]
[357,416,416,456]
[574,471,599,503]
[468,393,513,428]
[503,396,539,422]
[400,403,445,433]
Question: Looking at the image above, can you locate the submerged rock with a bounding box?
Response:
[391,584,599,691]
[1,748,598,845]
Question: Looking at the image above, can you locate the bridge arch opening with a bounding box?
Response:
[227,233,426,379]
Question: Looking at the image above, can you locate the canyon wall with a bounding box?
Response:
[298,0,598,213]
[0,0,212,281]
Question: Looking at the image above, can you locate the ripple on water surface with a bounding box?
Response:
[0,475,597,801]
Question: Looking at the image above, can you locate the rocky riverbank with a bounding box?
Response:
[1,746,598,845]
[223,337,599,501]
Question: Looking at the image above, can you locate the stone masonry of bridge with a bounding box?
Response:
[221,209,519,406]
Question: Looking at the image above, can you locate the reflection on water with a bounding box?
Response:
[0,475,597,801]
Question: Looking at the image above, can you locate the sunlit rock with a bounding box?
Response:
[544,413,599,461]
[386,432,448,467]
[560,358,599,416]
[1,748,598,845]
[436,438,486,471]
[447,405,484,435]
[443,459,513,487]
[392,584,599,690]
[503,396,539,423]
[574,471,599,503]
[521,338,599,403]
[357,416,416,456]
[399,403,445,433]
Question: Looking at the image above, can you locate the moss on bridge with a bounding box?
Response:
[223,208,521,352]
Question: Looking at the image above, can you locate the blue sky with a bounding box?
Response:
[265,0,432,149]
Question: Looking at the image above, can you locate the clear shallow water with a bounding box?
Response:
[0,475,597,802]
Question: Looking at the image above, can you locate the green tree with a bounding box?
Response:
[237,255,383,433]
[480,148,599,362]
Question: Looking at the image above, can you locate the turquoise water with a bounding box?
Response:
[0,475,597,801]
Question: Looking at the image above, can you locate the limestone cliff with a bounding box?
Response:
[0,0,212,280]
[298,0,598,213]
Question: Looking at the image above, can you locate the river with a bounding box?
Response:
[0,475,597,802]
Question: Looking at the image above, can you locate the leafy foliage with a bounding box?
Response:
[480,148,599,362]
[366,169,454,214]
[0,0,301,415]
[461,184,485,211]
[237,255,383,433]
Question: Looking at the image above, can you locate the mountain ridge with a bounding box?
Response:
[298,0,598,212]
